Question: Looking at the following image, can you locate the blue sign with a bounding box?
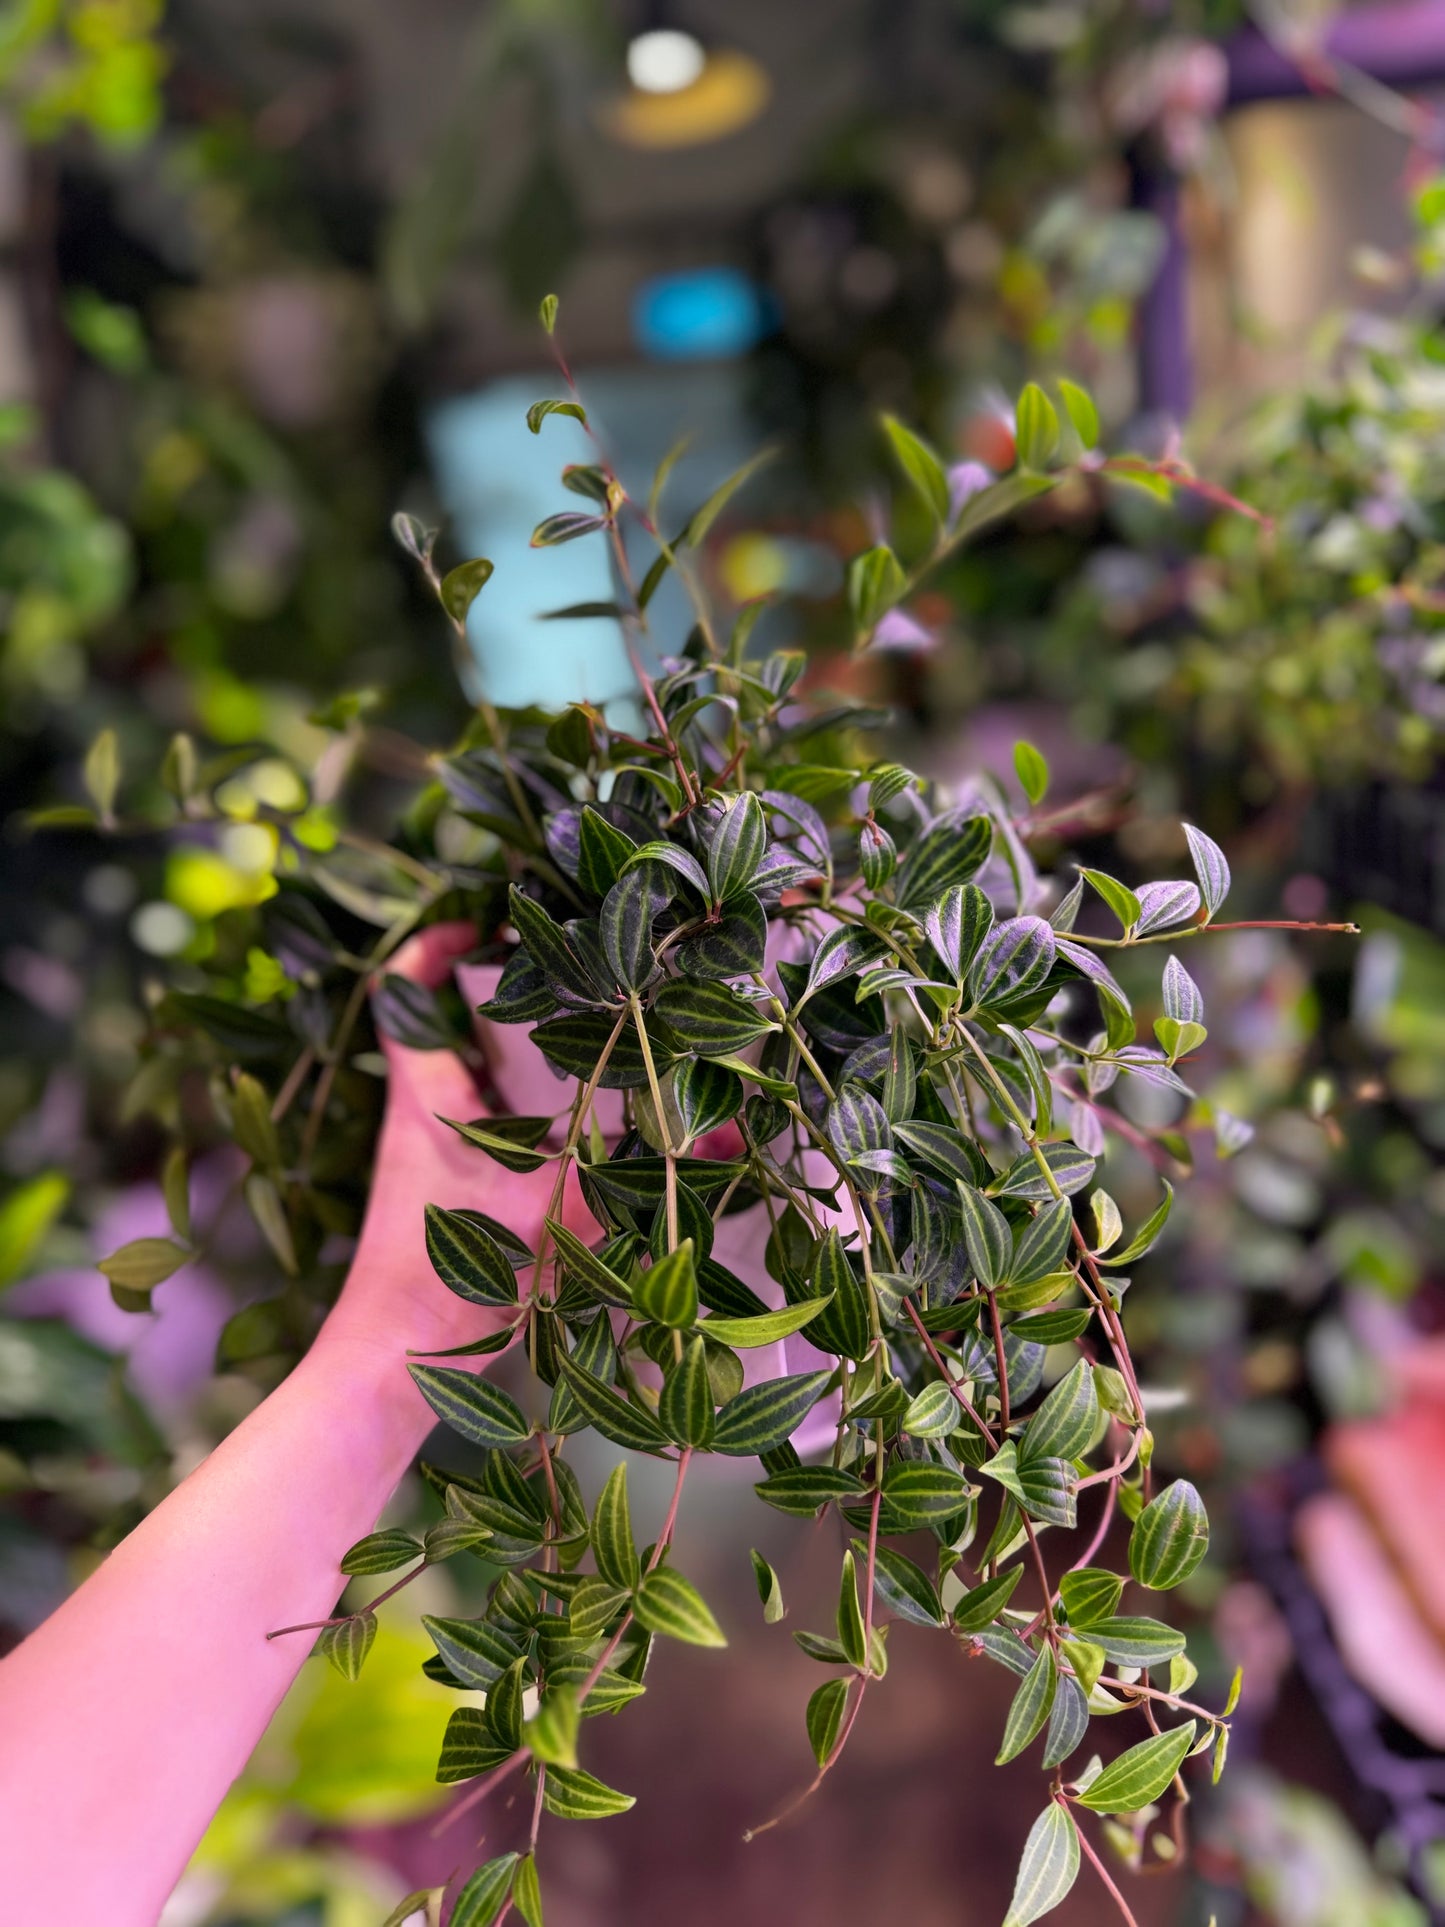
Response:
[632,267,771,361]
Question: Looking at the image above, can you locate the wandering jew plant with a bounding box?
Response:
[91,305,1356,1927]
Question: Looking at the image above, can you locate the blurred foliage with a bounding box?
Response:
[0,1,1443,1920]
[0,0,167,148]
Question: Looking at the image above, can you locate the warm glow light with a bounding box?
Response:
[626,29,706,95]
[599,46,770,149]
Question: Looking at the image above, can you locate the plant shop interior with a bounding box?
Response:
[2,3,1445,1926]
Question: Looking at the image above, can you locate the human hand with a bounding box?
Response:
[321,921,595,1368]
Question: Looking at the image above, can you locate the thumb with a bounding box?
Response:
[373,920,488,1122]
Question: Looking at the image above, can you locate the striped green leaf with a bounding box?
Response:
[897,814,993,908]
[339,1528,422,1576]
[553,1352,671,1453]
[1128,1479,1210,1590]
[545,1217,634,1308]
[1182,822,1230,917]
[806,1677,849,1765]
[634,1239,698,1329]
[924,882,994,982]
[541,1765,637,1819]
[969,915,1057,1011]
[601,867,656,992]
[1058,1568,1122,1628]
[957,1181,1012,1289]
[317,1611,375,1681]
[422,1614,523,1689]
[880,1460,970,1526]
[436,1707,515,1784]
[408,1365,530,1447]
[1041,1673,1090,1769]
[591,1462,640,1591]
[1087,1615,1187,1668]
[707,792,767,902]
[652,979,776,1056]
[1019,1361,1099,1465]
[996,1642,1057,1763]
[807,1226,871,1361]
[1010,1199,1075,1286]
[699,1296,830,1348]
[952,1564,1024,1633]
[576,805,636,895]
[753,1466,865,1516]
[711,1370,833,1456]
[451,1854,519,1927]
[902,1380,961,1439]
[660,1334,715,1448]
[1075,1720,1196,1813]
[1003,1802,1079,1927]
[634,1567,727,1648]
[424,1206,520,1306]
[856,1540,943,1627]
[836,1549,867,1666]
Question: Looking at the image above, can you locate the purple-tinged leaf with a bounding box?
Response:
[1182,822,1231,917]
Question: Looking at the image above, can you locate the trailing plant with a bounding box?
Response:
[84,310,1357,1927]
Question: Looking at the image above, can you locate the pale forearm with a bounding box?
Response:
[0,1326,431,1926]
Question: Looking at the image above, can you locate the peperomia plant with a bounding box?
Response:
[89,307,1357,1927]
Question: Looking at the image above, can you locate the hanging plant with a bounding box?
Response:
[90,304,1355,1927]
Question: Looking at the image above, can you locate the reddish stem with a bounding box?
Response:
[1068,1804,1142,1927]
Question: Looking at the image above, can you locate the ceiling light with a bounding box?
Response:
[626,29,706,95]
[599,39,770,149]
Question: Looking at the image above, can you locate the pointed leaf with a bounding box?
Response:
[880,412,950,523]
[957,1181,1012,1289]
[1182,823,1230,918]
[660,1335,716,1447]
[997,1642,1058,1763]
[554,1351,671,1452]
[1058,378,1100,450]
[925,882,994,981]
[424,1206,520,1306]
[969,916,1056,1011]
[408,1366,530,1447]
[451,1853,519,1927]
[707,792,767,902]
[806,1677,849,1765]
[542,1765,637,1819]
[1003,1803,1080,1927]
[712,1370,833,1456]
[751,1548,785,1623]
[634,1567,727,1647]
[1128,1479,1209,1590]
[423,1615,523,1689]
[1058,1568,1123,1627]
[952,1566,1024,1633]
[317,1611,376,1681]
[1075,1721,1196,1812]
[592,1463,640,1591]
[653,979,775,1056]
[340,1529,422,1576]
[601,869,656,992]
[634,1239,698,1329]
[848,543,906,632]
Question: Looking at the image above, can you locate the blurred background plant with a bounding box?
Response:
[3,1,1445,1923]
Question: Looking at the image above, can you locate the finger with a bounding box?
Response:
[374,920,487,1115]
[457,958,626,1138]
[386,919,477,991]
